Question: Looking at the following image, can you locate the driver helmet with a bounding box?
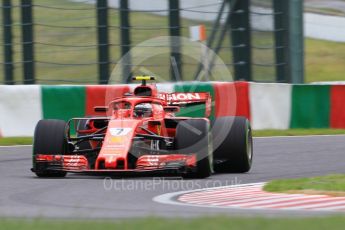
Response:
[133,103,153,118]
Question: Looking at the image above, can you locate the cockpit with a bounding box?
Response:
[110,99,163,119]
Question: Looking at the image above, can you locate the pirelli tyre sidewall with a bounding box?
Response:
[33,119,68,177]
[175,119,212,178]
[212,116,253,173]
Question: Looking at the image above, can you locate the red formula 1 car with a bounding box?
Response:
[32,76,253,178]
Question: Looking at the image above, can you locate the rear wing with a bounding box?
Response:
[159,92,212,118]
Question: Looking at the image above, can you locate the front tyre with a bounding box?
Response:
[32,119,68,178]
[175,119,212,178]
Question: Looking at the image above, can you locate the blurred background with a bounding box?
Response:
[0,0,344,85]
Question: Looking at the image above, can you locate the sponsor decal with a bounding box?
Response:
[146,156,160,166]
[109,128,132,136]
[109,136,125,143]
[65,155,81,167]
[106,134,127,147]
[159,93,201,101]
[105,143,125,148]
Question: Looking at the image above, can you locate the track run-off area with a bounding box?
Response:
[0,135,344,218]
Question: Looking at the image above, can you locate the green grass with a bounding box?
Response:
[264,174,345,195]
[1,129,345,146]
[0,0,344,83]
[0,137,33,146]
[305,39,345,82]
[253,128,345,137]
[0,216,345,230]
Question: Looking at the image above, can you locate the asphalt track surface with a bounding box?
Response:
[0,135,344,219]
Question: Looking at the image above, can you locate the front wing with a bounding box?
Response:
[32,153,197,176]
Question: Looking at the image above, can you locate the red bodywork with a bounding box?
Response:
[35,83,211,175]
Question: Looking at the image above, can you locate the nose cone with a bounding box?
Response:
[105,156,117,169]
[96,119,141,170]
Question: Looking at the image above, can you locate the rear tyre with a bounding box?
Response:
[33,119,68,178]
[212,116,253,173]
[175,119,212,178]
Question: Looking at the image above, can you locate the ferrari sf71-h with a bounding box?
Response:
[32,77,253,178]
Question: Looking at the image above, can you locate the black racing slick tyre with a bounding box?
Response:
[212,116,253,173]
[32,119,68,178]
[175,119,212,178]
